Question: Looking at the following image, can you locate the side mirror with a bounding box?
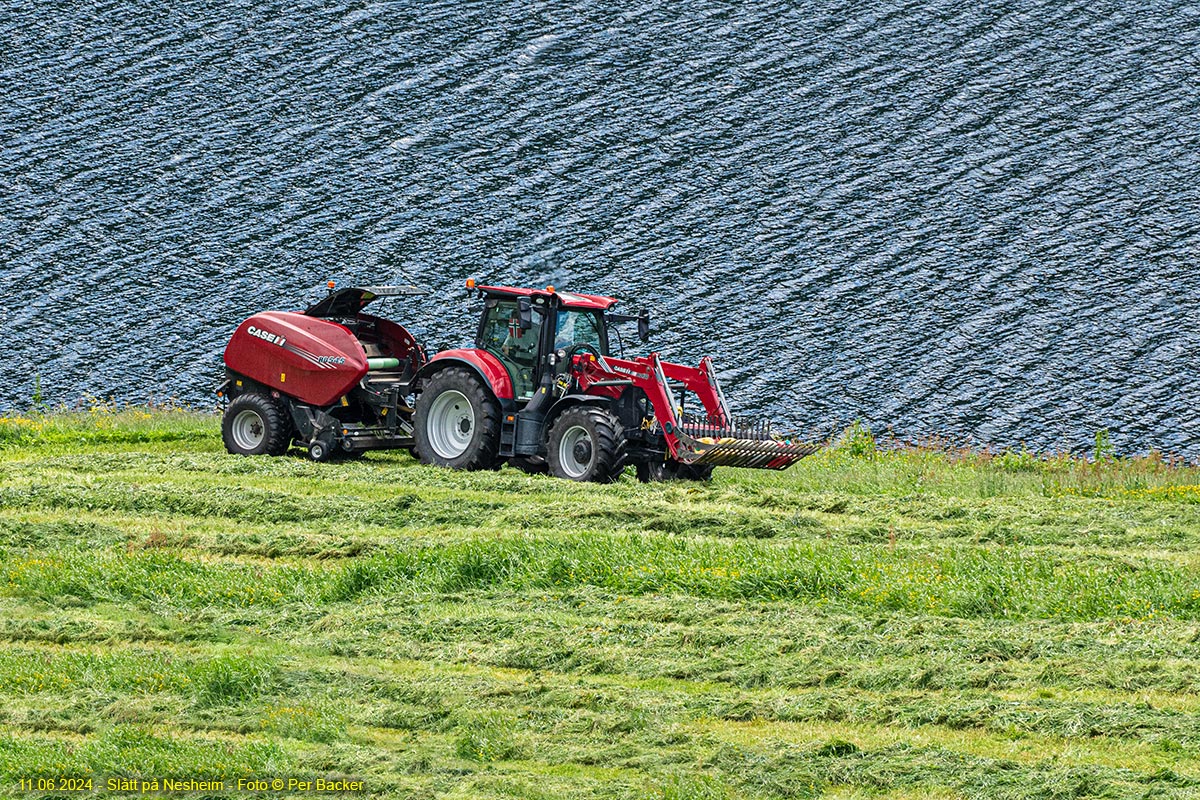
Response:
[637,311,650,342]
[517,296,533,330]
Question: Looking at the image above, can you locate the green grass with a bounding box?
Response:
[3,409,1200,798]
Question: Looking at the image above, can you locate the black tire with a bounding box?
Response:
[636,460,666,482]
[679,463,714,481]
[308,440,334,462]
[636,459,714,482]
[509,456,549,475]
[546,406,627,483]
[222,394,292,456]
[413,368,501,470]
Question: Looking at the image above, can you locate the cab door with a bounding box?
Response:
[477,299,544,400]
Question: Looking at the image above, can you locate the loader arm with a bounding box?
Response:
[658,356,731,426]
[572,352,818,469]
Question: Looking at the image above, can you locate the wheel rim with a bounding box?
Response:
[231,409,266,451]
[557,424,594,479]
[427,390,474,459]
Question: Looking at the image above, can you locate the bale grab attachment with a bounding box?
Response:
[674,422,820,470]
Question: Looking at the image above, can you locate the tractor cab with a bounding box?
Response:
[473,286,619,400]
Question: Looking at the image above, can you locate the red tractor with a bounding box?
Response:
[218,281,817,481]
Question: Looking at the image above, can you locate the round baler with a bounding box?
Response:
[219,285,427,461]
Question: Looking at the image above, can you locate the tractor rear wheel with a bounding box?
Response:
[547,406,627,483]
[222,394,292,456]
[414,368,501,470]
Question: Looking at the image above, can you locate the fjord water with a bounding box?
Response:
[2,1,1198,455]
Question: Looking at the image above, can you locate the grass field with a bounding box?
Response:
[3,409,1200,798]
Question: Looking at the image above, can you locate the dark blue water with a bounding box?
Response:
[3,0,1199,455]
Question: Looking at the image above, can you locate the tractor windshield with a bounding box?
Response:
[480,301,543,399]
[554,310,606,354]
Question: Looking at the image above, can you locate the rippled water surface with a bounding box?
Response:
[3,1,1199,454]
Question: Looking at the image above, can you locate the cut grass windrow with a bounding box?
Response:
[5,536,1200,622]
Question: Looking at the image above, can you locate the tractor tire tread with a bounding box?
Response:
[636,459,713,482]
[414,367,501,471]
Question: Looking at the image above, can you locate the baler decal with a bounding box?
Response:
[280,342,339,370]
[246,325,287,347]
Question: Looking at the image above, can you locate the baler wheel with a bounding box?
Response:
[222,394,292,457]
[307,440,333,462]
[546,406,627,483]
[413,368,501,470]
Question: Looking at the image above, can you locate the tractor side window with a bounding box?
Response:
[554,311,606,354]
[481,301,542,398]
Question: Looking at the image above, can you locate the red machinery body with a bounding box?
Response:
[224,311,368,406]
[471,285,616,311]
[573,352,812,469]
[219,285,431,461]
[427,349,515,400]
[441,282,817,471]
[217,281,817,477]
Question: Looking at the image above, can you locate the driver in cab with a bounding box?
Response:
[499,319,538,359]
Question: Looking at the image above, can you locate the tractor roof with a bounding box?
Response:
[476,284,618,311]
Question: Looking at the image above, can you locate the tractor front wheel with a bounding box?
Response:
[414,368,501,471]
[547,406,627,483]
[222,394,292,456]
